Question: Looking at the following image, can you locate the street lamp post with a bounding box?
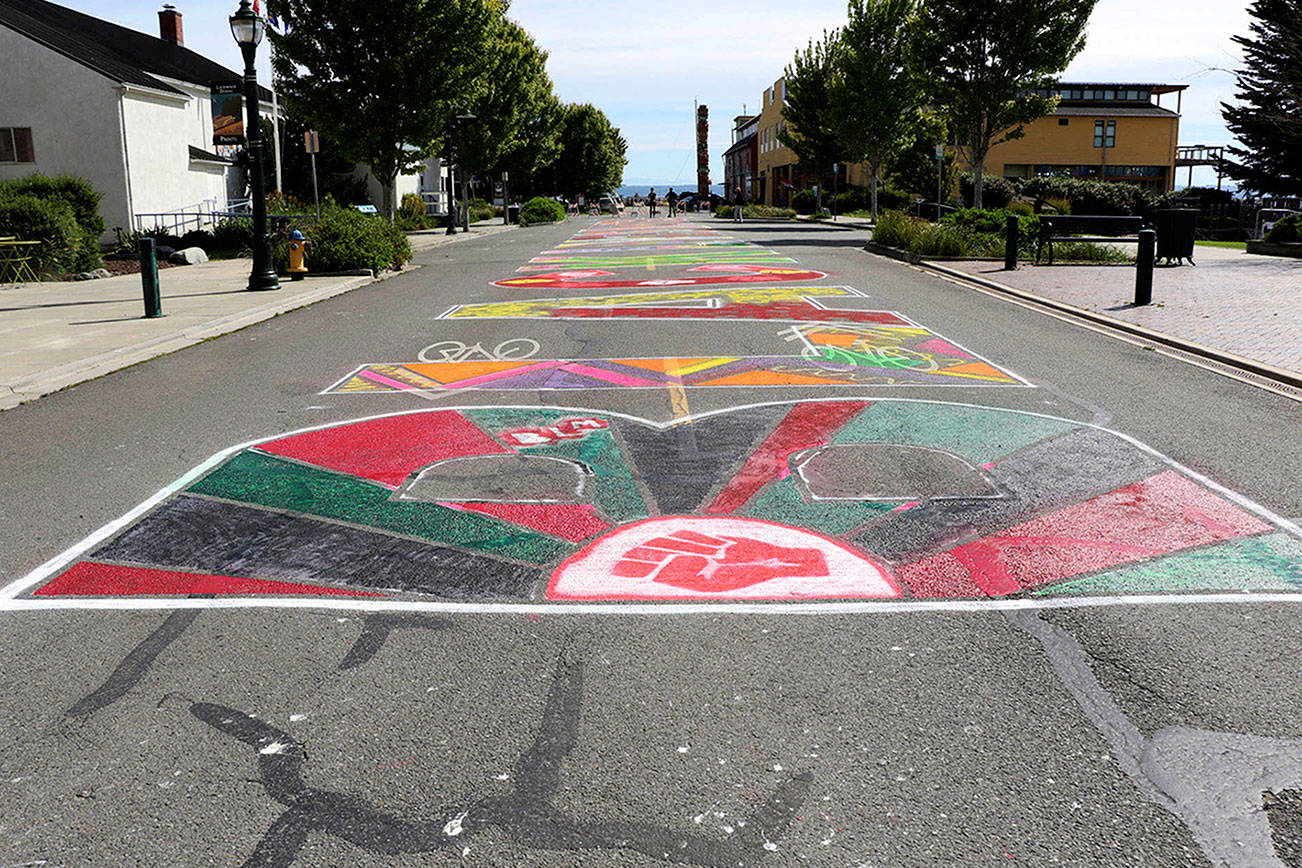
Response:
[230,0,279,292]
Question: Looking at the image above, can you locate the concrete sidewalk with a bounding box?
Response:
[939,244,1302,379]
[0,222,514,411]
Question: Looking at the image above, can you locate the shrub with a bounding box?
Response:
[1021,176,1159,218]
[791,189,818,215]
[396,194,430,231]
[0,194,84,276]
[293,207,411,273]
[179,229,216,250]
[0,174,105,271]
[467,198,495,223]
[1265,213,1302,243]
[959,173,1017,209]
[212,217,254,253]
[519,196,566,226]
[873,207,1125,261]
[827,185,912,215]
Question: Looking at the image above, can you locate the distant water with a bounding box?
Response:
[617,185,725,198]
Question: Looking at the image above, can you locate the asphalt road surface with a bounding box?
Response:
[2,215,1301,867]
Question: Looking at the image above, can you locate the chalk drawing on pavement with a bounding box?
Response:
[494,265,827,290]
[10,401,1302,607]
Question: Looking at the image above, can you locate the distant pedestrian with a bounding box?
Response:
[733,186,745,223]
[648,188,658,217]
[666,188,679,218]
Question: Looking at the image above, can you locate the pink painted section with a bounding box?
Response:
[551,303,909,325]
[706,401,870,514]
[450,503,611,543]
[915,338,974,359]
[558,363,666,387]
[36,562,382,597]
[256,410,507,487]
[359,369,436,391]
[897,470,1274,598]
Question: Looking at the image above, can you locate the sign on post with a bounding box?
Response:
[304,130,320,154]
[305,131,321,220]
[211,82,244,146]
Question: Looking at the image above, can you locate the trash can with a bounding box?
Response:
[1155,208,1199,265]
[507,204,521,224]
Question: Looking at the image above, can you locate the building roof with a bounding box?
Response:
[723,133,756,157]
[1055,82,1188,95]
[1054,105,1180,119]
[0,0,267,98]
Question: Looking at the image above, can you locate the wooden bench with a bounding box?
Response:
[1035,215,1148,264]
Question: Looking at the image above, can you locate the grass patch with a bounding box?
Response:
[1196,240,1247,249]
[871,209,1130,262]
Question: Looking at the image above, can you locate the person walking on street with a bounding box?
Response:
[648,188,658,218]
[666,188,679,218]
[733,186,746,223]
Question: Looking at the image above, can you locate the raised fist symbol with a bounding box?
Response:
[613,529,830,592]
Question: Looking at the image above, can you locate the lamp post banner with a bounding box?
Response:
[211,82,245,146]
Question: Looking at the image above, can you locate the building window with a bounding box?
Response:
[1059,118,1070,126]
[1093,120,1116,148]
[0,128,35,163]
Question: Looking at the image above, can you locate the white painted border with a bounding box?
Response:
[4,397,1300,607]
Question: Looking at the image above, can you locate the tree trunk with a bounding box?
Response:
[972,159,985,211]
[870,172,880,220]
[381,172,398,221]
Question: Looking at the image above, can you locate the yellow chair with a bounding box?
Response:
[0,238,42,287]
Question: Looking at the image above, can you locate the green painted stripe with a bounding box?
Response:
[1035,532,1302,595]
[741,477,894,535]
[833,403,1078,466]
[189,450,572,565]
[463,409,651,523]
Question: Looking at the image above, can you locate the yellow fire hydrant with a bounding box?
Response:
[288,230,309,281]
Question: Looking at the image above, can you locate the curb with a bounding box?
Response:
[877,250,1302,391]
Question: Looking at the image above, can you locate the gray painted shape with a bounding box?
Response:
[396,455,593,504]
[92,495,542,599]
[792,443,1001,501]
[851,426,1163,562]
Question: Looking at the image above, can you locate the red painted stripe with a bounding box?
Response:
[706,401,870,514]
[256,411,508,488]
[35,562,382,597]
[551,304,909,325]
[897,470,1275,598]
[450,503,611,543]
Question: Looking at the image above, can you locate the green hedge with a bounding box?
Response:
[467,198,496,223]
[519,196,566,226]
[0,195,84,276]
[873,209,1126,262]
[959,173,1017,209]
[1265,213,1302,244]
[273,207,411,274]
[0,174,105,273]
[1020,176,1164,218]
[715,204,797,219]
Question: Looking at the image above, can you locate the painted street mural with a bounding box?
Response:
[494,265,827,290]
[328,284,1025,394]
[13,401,1301,605]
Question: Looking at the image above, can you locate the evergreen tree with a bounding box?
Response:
[1222,0,1302,196]
[831,0,920,218]
[910,0,1096,209]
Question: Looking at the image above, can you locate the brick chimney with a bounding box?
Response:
[158,4,183,46]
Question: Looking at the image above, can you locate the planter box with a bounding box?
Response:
[1246,240,1302,258]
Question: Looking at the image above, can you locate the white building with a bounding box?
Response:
[0,0,284,241]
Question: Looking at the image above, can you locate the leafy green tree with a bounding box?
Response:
[888,110,959,202]
[910,0,1096,209]
[1222,0,1302,196]
[779,32,844,186]
[459,17,561,189]
[268,0,501,218]
[547,104,627,200]
[831,0,920,218]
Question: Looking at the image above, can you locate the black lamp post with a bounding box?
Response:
[230,0,279,291]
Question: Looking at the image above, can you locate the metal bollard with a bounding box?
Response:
[139,237,162,318]
[1135,228,1156,306]
[1004,215,1019,271]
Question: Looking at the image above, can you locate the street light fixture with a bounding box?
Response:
[230,0,279,292]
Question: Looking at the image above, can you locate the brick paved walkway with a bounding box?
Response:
[945,245,1302,375]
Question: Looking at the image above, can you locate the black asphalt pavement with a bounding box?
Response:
[1,216,1300,866]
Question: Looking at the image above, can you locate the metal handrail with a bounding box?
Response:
[1255,208,1299,240]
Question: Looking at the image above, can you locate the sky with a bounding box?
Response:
[55,0,1253,188]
